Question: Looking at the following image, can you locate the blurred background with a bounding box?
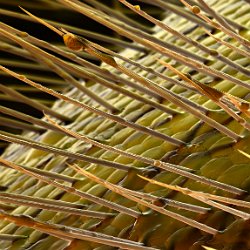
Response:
[0,0,167,151]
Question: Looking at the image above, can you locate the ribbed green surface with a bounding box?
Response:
[0,0,249,249]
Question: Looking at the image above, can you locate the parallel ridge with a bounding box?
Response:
[0,0,249,249]
[0,0,156,148]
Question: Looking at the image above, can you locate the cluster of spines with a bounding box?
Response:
[0,0,249,249]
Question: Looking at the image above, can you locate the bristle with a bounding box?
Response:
[203,29,250,59]
[42,25,243,140]
[0,117,44,132]
[58,0,250,91]
[69,164,218,235]
[82,0,152,34]
[0,8,144,51]
[0,193,85,209]
[59,0,207,63]
[0,193,116,219]
[0,21,166,104]
[238,150,250,159]
[180,0,250,49]
[0,211,157,250]
[139,175,250,219]
[158,60,250,131]
[2,162,83,184]
[136,0,212,28]
[0,130,136,172]
[0,26,118,113]
[44,114,246,195]
[69,165,209,213]
[0,83,70,121]
[202,246,218,250]
[19,7,65,37]
[196,0,236,32]
[0,0,249,249]
[0,65,186,145]
[119,0,250,78]
[0,157,140,218]
[0,105,67,134]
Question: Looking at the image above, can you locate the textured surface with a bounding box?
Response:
[0,0,250,249]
